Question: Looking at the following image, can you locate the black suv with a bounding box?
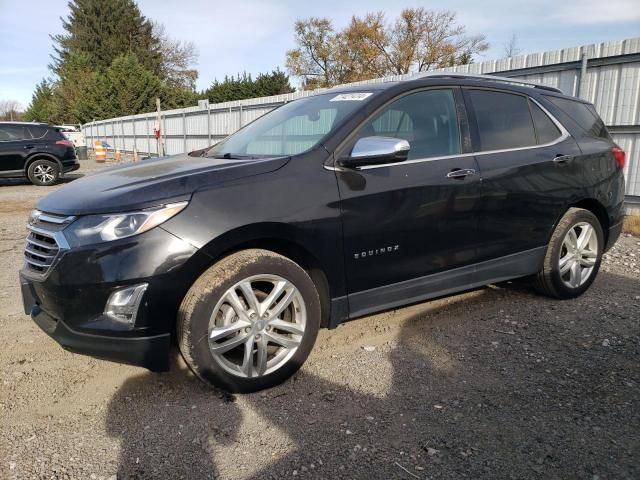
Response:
[0,122,79,186]
[20,74,625,392]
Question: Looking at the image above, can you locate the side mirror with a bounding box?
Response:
[338,136,410,169]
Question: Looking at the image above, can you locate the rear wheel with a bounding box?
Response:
[177,249,321,393]
[534,208,603,299]
[27,159,60,186]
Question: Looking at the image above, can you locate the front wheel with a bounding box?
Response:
[534,208,604,299]
[177,249,321,393]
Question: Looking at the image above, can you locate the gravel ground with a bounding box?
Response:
[1,162,639,479]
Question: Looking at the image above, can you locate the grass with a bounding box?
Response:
[623,215,640,236]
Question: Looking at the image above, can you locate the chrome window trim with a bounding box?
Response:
[325,96,569,172]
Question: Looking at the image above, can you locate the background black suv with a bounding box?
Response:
[0,122,79,186]
[20,74,625,392]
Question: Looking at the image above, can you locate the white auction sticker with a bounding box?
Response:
[330,92,373,102]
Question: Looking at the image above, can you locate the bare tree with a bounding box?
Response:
[503,33,521,58]
[287,9,489,88]
[152,22,199,89]
[0,100,23,121]
[285,18,345,89]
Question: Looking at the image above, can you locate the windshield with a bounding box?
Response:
[206,92,374,158]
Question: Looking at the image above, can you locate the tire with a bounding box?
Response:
[534,208,604,299]
[27,159,60,186]
[177,249,321,393]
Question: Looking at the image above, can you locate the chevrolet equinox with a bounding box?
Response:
[20,74,626,392]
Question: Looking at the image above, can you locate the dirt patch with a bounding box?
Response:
[624,214,640,236]
[1,169,638,479]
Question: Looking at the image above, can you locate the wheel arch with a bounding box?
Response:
[24,153,63,174]
[544,198,610,257]
[569,198,610,244]
[193,224,336,328]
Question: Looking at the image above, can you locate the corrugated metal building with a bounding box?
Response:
[82,37,640,200]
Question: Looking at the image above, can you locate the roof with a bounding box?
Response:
[0,121,49,126]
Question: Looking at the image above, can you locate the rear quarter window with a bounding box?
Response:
[46,128,66,140]
[544,96,610,140]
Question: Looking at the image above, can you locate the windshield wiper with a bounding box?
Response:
[211,153,253,160]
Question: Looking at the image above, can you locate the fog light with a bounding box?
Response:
[104,283,148,328]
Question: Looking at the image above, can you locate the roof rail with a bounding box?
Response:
[0,120,48,125]
[413,72,563,93]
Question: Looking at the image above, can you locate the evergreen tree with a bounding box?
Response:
[201,70,294,104]
[161,84,200,110]
[24,80,58,123]
[51,0,162,77]
[254,69,296,97]
[98,55,161,118]
[53,52,103,123]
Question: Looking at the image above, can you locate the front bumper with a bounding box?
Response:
[23,283,170,370]
[20,226,202,371]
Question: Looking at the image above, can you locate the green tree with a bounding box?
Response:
[161,84,200,110]
[53,52,103,123]
[24,80,58,123]
[98,55,161,118]
[254,69,296,97]
[27,0,199,121]
[201,70,294,103]
[51,0,162,77]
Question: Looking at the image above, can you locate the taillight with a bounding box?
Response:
[612,146,625,169]
[55,139,74,147]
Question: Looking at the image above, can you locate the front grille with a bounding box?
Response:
[24,229,60,274]
[23,211,74,276]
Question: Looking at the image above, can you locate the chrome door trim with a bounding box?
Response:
[325,96,570,172]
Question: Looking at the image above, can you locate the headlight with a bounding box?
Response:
[65,201,188,247]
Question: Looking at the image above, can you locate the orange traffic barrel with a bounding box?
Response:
[95,140,106,163]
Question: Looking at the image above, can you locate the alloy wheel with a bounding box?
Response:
[33,164,55,184]
[208,274,306,378]
[558,222,598,288]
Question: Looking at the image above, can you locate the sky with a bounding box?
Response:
[1,0,639,108]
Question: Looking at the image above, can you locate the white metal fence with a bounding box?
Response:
[82,37,640,198]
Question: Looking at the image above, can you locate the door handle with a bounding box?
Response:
[447,168,476,179]
[553,154,572,164]
[23,144,34,149]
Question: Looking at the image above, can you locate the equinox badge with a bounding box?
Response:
[354,245,399,260]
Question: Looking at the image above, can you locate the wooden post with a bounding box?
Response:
[156,98,165,156]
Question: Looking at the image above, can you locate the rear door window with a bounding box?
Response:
[529,101,562,145]
[0,125,29,141]
[468,90,536,151]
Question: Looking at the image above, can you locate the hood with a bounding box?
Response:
[37,154,289,215]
